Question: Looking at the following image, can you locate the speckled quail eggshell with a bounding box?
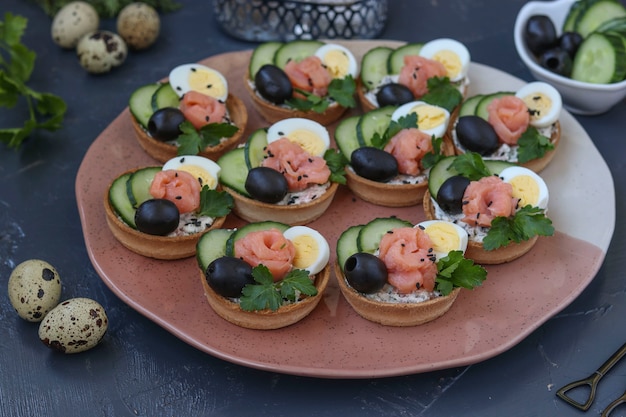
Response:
[51,1,100,49]
[8,259,62,322]
[116,2,160,50]
[38,298,108,354]
[76,30,127,74]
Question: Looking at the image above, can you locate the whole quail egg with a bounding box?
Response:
[38,298,108,354]
[51,1,100,49]
[7,259,62,322]
[116,2,160,50]
[76,30,128,74]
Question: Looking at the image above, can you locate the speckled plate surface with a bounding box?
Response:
[76,41,615,379]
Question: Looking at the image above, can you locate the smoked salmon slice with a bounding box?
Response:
[398,55,447,99]
[384,128,433,176]
[150,169,201,214]
[487,95,530,145]
[461,175,517,227]
[284,55,332,98]
[179,90,227,130]
[378,227,438,293]
[234,228,296,281]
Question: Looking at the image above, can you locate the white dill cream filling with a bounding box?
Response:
[168,212,214,237]
[275,183,331,206]
[363,284,443,304]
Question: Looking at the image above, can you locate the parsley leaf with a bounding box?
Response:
[516,126,554,163]
[421,76,463,113]
[240,266,318,311]
[371,113,417,149]
[197,186,234,218]
[421,136,444,170]
[286,75,356,113]
[0,13,67,149]
[482,205,554,250]
[435,250,487,295]
[323,148,348,184]
[449,152,492,180]
[176,120,238,156]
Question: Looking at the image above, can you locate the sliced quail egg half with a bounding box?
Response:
[283,226,330,275]
[515,81,562,128]
[499,166,549,210]
[162,155,221,189]
[391,101,450,138]
[419,38,470,82]
[266,118,330,157]
[169,63,228,101]
[416,220,469,260]
[314,43,358,79]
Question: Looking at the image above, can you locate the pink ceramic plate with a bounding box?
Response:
[76,41,615,378]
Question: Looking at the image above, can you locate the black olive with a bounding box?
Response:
[205,256,255,298]
[245,166,289,203]
[344,252,388,294]
[539,47,573,77]
[254,64,293,105]
[147,107,185,142]
[376,83,415,107]
[436,175,471,214]
[524,15,558,56]
[134,199,180,236]
[455,115,500,155]
[559,32,584,59]
[350,147,398,182]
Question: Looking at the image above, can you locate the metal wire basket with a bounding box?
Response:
[213,0,388,42]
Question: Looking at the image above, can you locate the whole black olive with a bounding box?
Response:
[344,252,388,294]
[254,64,293,105]
[539,47,573,77]
[134,199,180,236]
[245,166,289,203]
[455,115,500,155]
[351,147,398,182]
[524,15,558,56]
[205,256,255,298]
[436,175,471,214]
[147,107,185,142]
[559,32,584,59]
[376,83,415,107]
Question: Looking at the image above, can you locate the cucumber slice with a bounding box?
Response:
[217,148,250,196]
[475,91,514,120]
[196,228,235,272]
[151,82,179,111]
[334,115,361,160]
[575,0,626,37]
[387,42,423,74]
[249,41,283,79]
[360,46,393,91]
[129,83,160,128]
[126,166,161,208]
[109,173,136,228]
[357,217,413,254]
[225,221,290,257]
[244,128,269,169]
[572,32,626,83]
[273,40,324,69]
[336,224,363,273]
[458,94,484,117]
[356,106,395,147]
[563,0,588,32]
[484,160,516,174]
[596,16,626,34]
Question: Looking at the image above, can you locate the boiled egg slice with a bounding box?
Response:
[314,43,358,79]
[283,226,330,275]
[416,220,469,260]
[391,101,450,138]
[515,81,562,128]
[266,118,330,157]
[499,166,549,210]
[169,64,228,101]
[162,155,221,190]
[419,38,470,82]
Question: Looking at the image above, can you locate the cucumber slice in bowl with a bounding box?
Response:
[572,32,626,83]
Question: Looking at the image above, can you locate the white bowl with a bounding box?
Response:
[514,0,626,115]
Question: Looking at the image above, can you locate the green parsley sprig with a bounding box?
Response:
[323,148,348,184]
[482,205,554,250]
[286,75,356,113]
[0,13,67,150]
[449,151,493,180]
[176,120,239,156]
[435,250,487,296]
[516,126,554,163]
[197,186,234,218]
[239,265,318,311]
[421,76,463,113]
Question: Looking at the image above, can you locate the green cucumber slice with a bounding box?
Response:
[126,167,161,208]
[387,42,423,74]
[196,228,235,272]
[360,46,393,91]
[459,94,484,117]
[217,148,250,196]
[357,217,413,254]
[563,0,588,32]
[129,83,160,128]
[475,91,515,120]
[595,16,626,34]
[273,40,324,69]
[356,106,395,147]
[109,173,136,228]
[151,82,179,111]
[225,221,290,257]
[572,32,626,83]
[244,128,269,169]
[575,0,626,37]
[249,41,283,79]
[334,115,361,160]
[336,224,363,273]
